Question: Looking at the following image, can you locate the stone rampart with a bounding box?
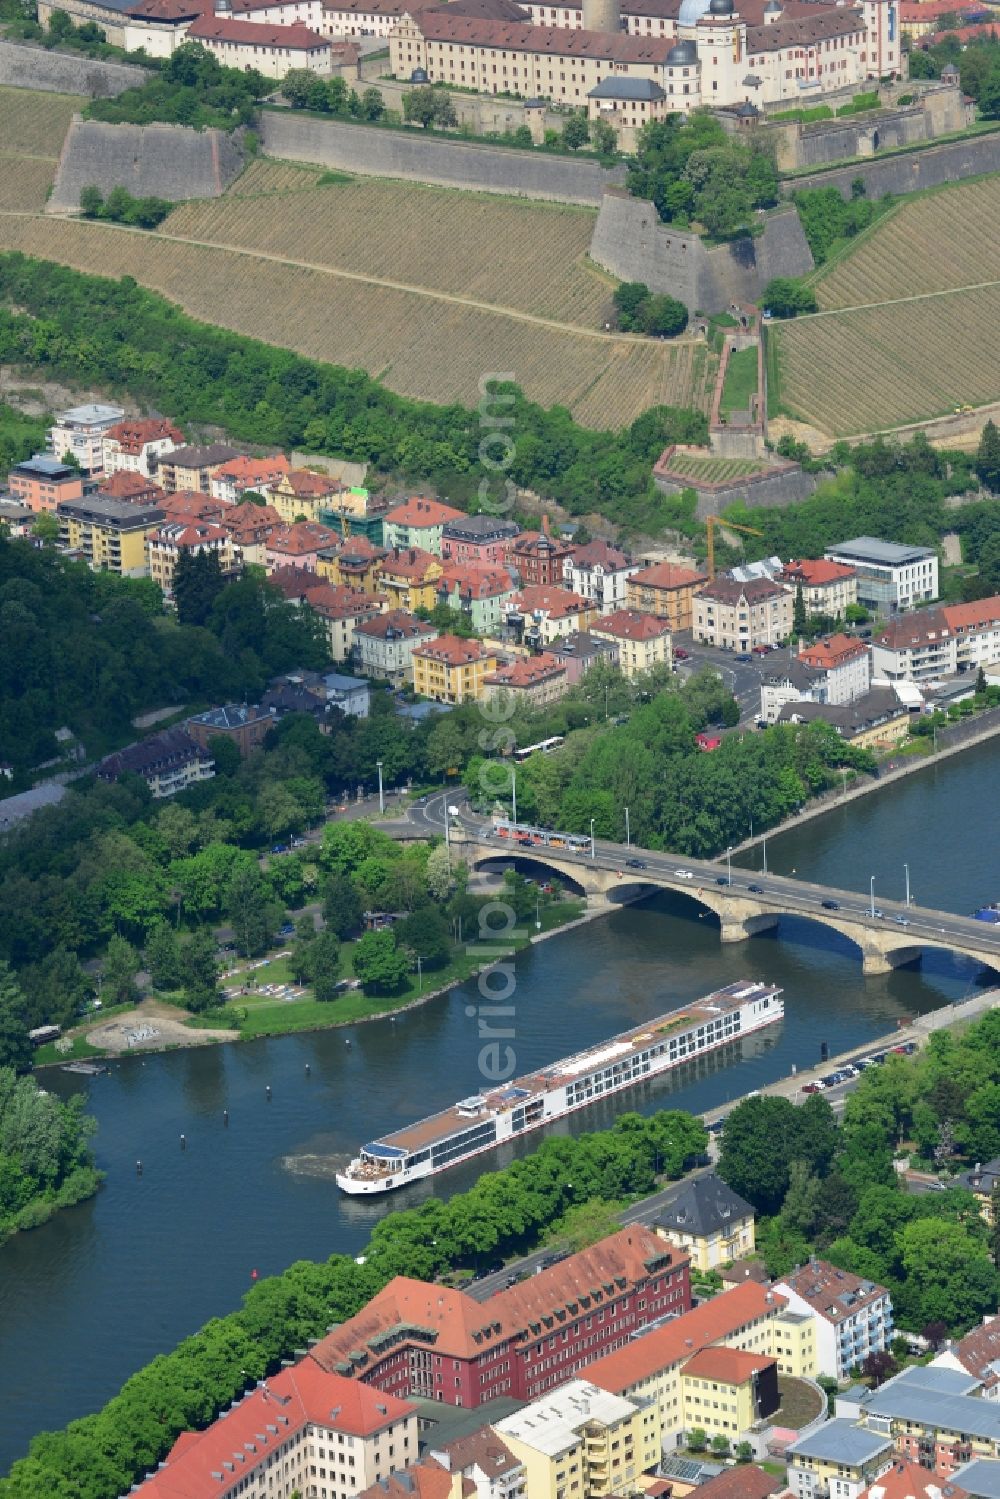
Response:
[259,110,625,204]
[588,192,814,313]
[49,118,245,211]
[759,84,970,173]
[0,38,149,96]
[652,449,818,517]
[785,128,1000,199]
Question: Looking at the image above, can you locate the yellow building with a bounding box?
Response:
[626,563,707,633]
[269,468,345,525]
[589,610,672,679]
[412,634,497,704]
[57,496,164,577]
[379,546,444,613]
[653,1173,756,1274]
[584,1281,817,1447]
[786,1419,894,1498]
[678,1348,779,1444]
[775,692,911,752]
[317,538,387,595]
[494,1380,661,1499]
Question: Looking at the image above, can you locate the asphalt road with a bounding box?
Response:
[673,634,789,726]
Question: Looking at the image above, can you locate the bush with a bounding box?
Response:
[613,281,688,338]
[79,184,171,230]
[763,276,818,319]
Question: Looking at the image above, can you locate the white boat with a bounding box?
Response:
[336,980,783,1195]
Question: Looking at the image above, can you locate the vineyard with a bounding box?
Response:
[163,158,615,326]
[0,154,59,212]
[0,211,718,428]
[771,285,1000,437]
[815,176,1000,311]
[660,452,767,482]
[0,85,82,159]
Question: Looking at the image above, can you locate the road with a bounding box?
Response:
[673,633,781,726]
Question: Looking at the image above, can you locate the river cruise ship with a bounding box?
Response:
[336,980,783,1195]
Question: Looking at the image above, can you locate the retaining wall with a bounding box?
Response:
[259,109,625,204]
[653,455,819,517]
[588,192,814,313]
[0,38,149,96]
[760,84,970,173]
[785,128,1000,199]
[49,117,245,210]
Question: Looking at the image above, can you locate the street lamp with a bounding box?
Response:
[590,818,596,861]
[870,875,876,919]
[726,845,733,887]
[625,806,631,848]
[536,895,541,932]
[511,767,518,828]
[762,835,768,876]
[904,863,911,908]
[376,759,384,815]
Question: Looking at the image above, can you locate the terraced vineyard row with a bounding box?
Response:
[0,85,82,158]
[164,169,613,326]
[773,286,1000,436]
[662,453,765,481]
[815,176,1000,311]
[0,213,714,429]
[0,154,59,211]
[223,159,338,198]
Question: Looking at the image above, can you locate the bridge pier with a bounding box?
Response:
[719,914,780,944]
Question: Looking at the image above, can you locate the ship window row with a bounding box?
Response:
[431,1121,497,1164]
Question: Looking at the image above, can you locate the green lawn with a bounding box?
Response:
[719,345,759,419]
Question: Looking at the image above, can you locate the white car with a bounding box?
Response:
[675,868,695,880]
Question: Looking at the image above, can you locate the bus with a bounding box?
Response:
[512,736,564,763]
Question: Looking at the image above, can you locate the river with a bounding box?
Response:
[1,737,998,1473]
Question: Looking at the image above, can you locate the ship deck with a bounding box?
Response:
[369,982,780,1156]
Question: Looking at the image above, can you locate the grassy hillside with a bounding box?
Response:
[770,175,1000,438]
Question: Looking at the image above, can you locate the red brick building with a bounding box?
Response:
[310,1227,690,1409]
[512,516,573,588]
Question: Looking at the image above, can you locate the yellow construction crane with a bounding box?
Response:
[705,515,763,582]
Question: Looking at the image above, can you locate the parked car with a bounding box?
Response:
[271,844,289,855]
[752,644,771,655]
[802,1082,822,1094]
[278,923,295,938]
[735,653,753,663]
[674,647,689,660]
[822,899,840,910]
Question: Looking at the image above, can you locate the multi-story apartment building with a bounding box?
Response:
[693,577,793,651]
[412,635,498,703]
[57,496,164,577]
[98,471,167,508]
[133,1359,418,1499]
[678,1347,780,1446]
[563,540,636,611]
[512,519,573,588]
[49,402,125,472]
[355,610,438,684]
[220,502,283,567]
[781,558,858,620]
[265,520,339,574]
[942,596,1000,674]
[156,444,241,495]
[548,631,620,683]
[383,496,465,557]
[824,538,938,615]
[97,728,214,798]
[506,586,596,646]
[494,1381,661,1499]
[310,1228,690,1408]
[429,1430,525,1499]
[147,520,240,597]
[589,610,672,678]
[870,596,1000,682]
[379,547,445,612]
[786,1420,894,1499]
[933,1317,1000,1400]
[437,563,517,634]
[856,1366,1000,1481]
[776,689,910,751]
[625,562,706,632]
[101,417,183,478]
[584,1280,816,1448]
[797,634,872,705]
[652,1173,755,1273]
[9,455,85,513]
[442,515,521,567]
[775,1260,893,1381]
[186,703,272,759]
[269,468,345,524]
[210,453,292,505]
[483,651,568,709]
[187,11,334,74]
[306,584,386,664]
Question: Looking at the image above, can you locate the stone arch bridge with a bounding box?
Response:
[455,830,1000,978]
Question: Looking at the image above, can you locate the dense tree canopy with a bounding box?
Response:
[86,42,269,130]
[0,1066,101,1242]
[627,110,779,235]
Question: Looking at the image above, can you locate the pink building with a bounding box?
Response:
[265,520,340,574]
[442,514,521,566]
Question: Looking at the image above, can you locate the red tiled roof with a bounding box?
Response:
[875,607,950,650]
[508,585,590,618]
[439,563,514,599]
[274,467,343,497]
[357,1458,473,1499]
[694,1466,782,1499]
[413,633,493,667]
[188,13,329,43]
[944,1318,1000,1387]
[747,8,863,52]
[942,594,1000,633]
[385,496,465,528]
[485,652,566,688]
[160,490,225,523]
[221,503,282,541]
[152,521,228,549]
[105,417,183,453]
[136,1361,415,1497]
[697,576,790,605]
[591,609,671,642]
[782,558,856,588]
[355,609,437,642]
[309,585,386,621]
[629,562,706,590]
[776,1258,889,1326]
[682,1346,775,1384]
[410,10,675,59]
[799,632,868,670]
[213,454,291,486]
[899,0,981,19]
[860,1457,967,1499]
[917,18,997,41]
[381,546,441,581]
[568,539,631,570]
[267,521,339,555]
[98,471,166,503]
[583,1281,787,1394]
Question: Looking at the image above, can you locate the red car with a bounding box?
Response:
[674,647,689,660]
[801,1082,822,1094]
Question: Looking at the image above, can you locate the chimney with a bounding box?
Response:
[542,514,551,538]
